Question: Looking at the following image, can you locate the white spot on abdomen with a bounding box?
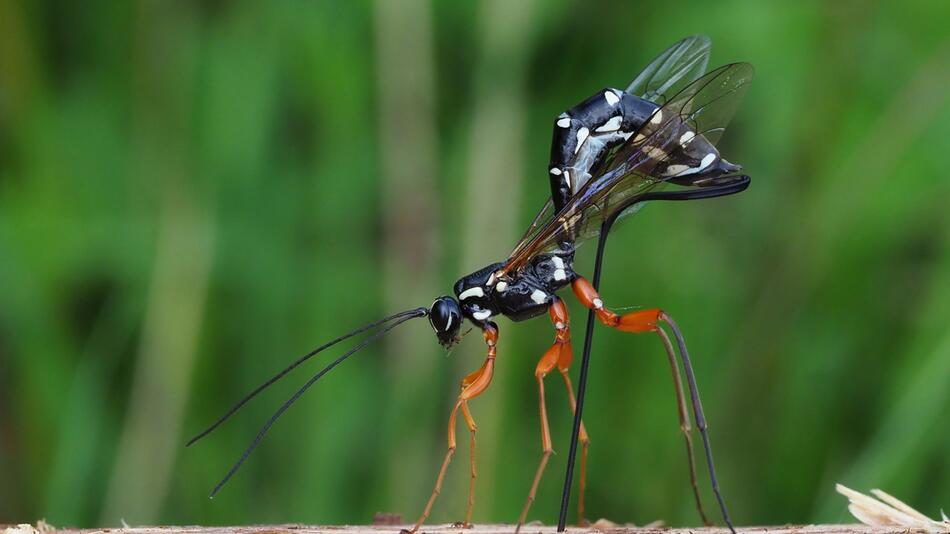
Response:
[594,116,622,133]
[530,289,547,305]
[557,117,571,128]
[679,131,695,146]
[698,153,717,172]
[549,167,562,176]
[574,127,589,154]
[604,91,620,106]
[495,281,508,292]
[650,109,663,124]
[662,164,690,177]
[459,287,484,300]
[674,153,717,178]
[472,309,492,321]
[554,269,567,281]
[645,146,668,161]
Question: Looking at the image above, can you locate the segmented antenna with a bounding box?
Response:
[208,307,428,498]
[187,307,427,447]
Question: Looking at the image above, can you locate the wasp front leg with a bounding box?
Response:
[571,276,725,528]
[407,325,498,534]
[515,298,590,533]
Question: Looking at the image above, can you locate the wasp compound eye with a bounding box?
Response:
[429,296,462,347]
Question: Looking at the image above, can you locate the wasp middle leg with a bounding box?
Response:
[516,298,590,532]
[407,324,498,534]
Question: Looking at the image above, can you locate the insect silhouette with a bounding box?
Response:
[187,35,753,533]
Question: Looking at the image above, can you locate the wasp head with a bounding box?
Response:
[429,296,462,349]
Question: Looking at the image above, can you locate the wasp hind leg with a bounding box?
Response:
[556,350,591,527]
[515,299,590,533]
[406,325,498,534]
[572,276,727,530]
[653,325,713,526]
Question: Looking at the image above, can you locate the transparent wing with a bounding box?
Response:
[558,37,714,201]
[522,37,712,248]
[627,35,711,104]
[513,36,714,254]
[504,62,754,274]
[512,197,555,253]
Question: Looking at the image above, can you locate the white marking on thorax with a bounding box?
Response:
[574,127,589,154]
[604,91,620,106]
[530,289,547,305]
[459,287,485,300]
[594,116,622,133]
[550,167,562,176]
[495,281,508,292]
[563,170,571,187]
[650,109,663,124]
[550,257,568,281]
[557,117,571,128]
[472,309,492,321]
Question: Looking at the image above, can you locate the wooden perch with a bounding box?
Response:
[5,523,939,534]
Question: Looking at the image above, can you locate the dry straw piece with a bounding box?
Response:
[837,483,950,533]
[3,522,54,534]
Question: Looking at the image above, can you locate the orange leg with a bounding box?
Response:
[460,397,477,527]
[552,307,591,526]
[516,299,590,532]
[457,355,488,527]
[408,325,498,534]
[572,276,712,526]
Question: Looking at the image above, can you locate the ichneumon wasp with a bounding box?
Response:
[187,35,754,533]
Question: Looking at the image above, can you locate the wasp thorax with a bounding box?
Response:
[429,296,462,348]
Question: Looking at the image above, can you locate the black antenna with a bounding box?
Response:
[557,176,749,532]
[208,307,428,498]
[187,307,427,447]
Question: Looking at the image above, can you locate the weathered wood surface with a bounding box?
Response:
[13,524,934,534]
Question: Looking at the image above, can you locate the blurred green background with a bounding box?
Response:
[2,0,950,529]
